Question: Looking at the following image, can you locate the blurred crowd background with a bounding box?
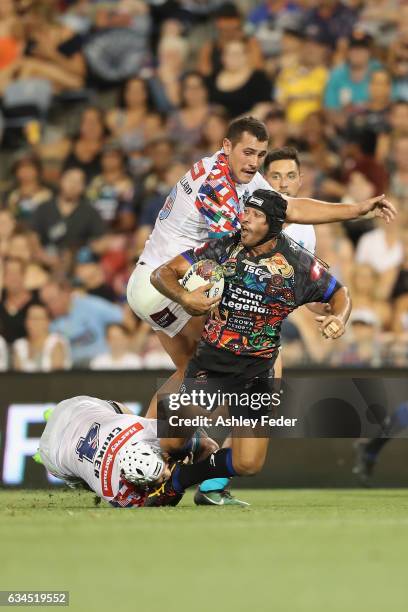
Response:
[0,0,408,372]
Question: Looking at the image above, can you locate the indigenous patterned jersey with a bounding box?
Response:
[183,232,340,363]
[140,150,276,268]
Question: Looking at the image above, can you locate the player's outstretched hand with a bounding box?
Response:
[181,284,221,316]
[315,315,345,339]
[357,195,397,223]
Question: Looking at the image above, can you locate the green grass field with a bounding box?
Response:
[1,489,408,612]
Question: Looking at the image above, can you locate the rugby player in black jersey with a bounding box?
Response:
[146,190,352,506]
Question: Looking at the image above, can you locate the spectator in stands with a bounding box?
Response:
[3,153,53,221]
[106,77,155,154]
[86,143,136,231]
[302,0,357,54]
[376,100,408,163]
[350,264,392,329]
[40,279,125,367]
[264,107,294,150]
[139,137,176,202]
[63,107,106,183]
[0,210,16,260]
[298,112,339,179]
[39,107,106,183]
[336,310,382,367]
[73,248,117,303]
[148,35,189,112]
[193,107,229,160]
[0,257,39,345]
[314,223,354,289]
[30,167,106,256]
[275,30,329,128]
[248,0,302,64]
[8,231,49,291]
[324,32,382,125]
[340,135,389,245]
[167,72,212,150]
[248,0,302,30]
[356,218,403,299]
[208,39,272,118]
[332,308,385,368]
[197,2,264,77]
[90,323,142,370]
[18,4,86,92]
[83,3,151,89]
[346,68,393,150]
[13,303,71,372]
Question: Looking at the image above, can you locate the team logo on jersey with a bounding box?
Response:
[310,261,323,281]
[223,257,237,277]
[159,185,177,221]
[258,253,294,279]
[76,422,100,463]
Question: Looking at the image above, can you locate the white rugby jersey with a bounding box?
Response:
[284,223,316,254]
[140,150,275,268]
[40,396,159,507]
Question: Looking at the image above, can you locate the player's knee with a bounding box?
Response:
[232,455,264,476]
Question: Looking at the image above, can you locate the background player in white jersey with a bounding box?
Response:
[127,117,393,409]
[39,396,215,508]
[264,146,316,253]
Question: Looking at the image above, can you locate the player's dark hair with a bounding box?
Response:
[226,116,268,145]
[264,147,301,172]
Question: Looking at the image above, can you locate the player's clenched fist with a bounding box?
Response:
[180,284,221,316]
[315,315,346,339]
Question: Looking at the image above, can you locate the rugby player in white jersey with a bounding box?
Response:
[126,116,394,504]
[38,396,215,507]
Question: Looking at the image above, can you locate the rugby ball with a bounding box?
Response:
[181,259,224,299]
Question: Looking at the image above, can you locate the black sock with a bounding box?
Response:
[172,448,236,493]
[365,437,390,458]
[365,403,408,460]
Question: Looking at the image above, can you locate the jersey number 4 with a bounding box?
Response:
[76,422,100,463]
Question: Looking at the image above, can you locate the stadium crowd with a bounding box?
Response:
[0,0,407,371]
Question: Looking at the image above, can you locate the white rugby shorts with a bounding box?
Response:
[127,263,191,337]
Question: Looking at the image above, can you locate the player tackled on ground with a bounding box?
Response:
[38,396,216,507]
[146,189,352,505]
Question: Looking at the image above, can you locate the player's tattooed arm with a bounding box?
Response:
[286,195,397,225]
[315,287,351,340]
[150,256,221,316]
